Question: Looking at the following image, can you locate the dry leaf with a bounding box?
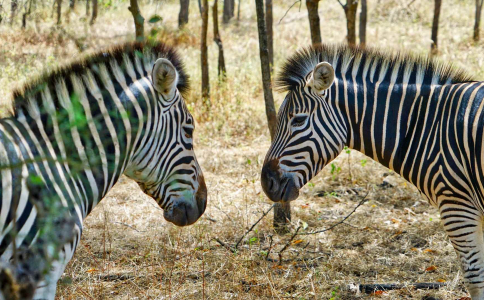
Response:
[410,248,418,251]
[292,239,304,245]
[423,249,436,253]
[86,268,98,273]
[437,279,446,283]
[425,265,437,272]
[371,290,385,296]
[301,204,309,209]
[391,218,399,223]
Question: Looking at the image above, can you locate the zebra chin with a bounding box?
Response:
[261,160,300,202]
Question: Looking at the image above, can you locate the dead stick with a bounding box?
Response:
[234,204,275,249]
[277,225,301,263]
[299,191,370,236]
[357,283,446,294]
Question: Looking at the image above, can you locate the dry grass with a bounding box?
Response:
[1,0,484,299]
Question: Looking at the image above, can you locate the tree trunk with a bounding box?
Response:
[273,202,291,233]
[128,0,145,41]
[90,0,98,24]
[21,0,33,28]
[237,0,241,20]
[306,0,322,46]
[255,0,289,233]
[86,0,90,16]
[474,0,484,41]
[201,0,210,100]
[0,3,3,24]
[223,0,234,23]
[265,0,273,67]
[10,0,18,25]
[213,0,226,78]
[179,0,189,28]
[431,0,442,55]
[70,0,76,10]
[359,0,367,47]
[56,0,62,25]
[198,0,202,15]
[340,0,358,46]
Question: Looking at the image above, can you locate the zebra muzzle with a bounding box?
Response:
[261,160,300,202]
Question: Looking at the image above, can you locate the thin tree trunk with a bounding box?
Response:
[70,0,76,10]
[307,0,322,46]
[431,0,442,55]
[213,0,226,78]
[255,0,289,232]
[359,0,367,47]
[21,0,33,28]
[340,0,358,46]
[56,0,62,24]
[128,0,145,41]
[237,0,241,20]
[474,0,484,41]
[265,0,273,67]
[201,0,210,100]
[198,0,202,15]
[223,0,233,23]
[10,0,18,25]
[86,0,90,16]
[90,0,98,24]
[179,0,189,28]
[0,3,3,24]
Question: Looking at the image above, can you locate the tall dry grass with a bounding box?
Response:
[1,0,484,298]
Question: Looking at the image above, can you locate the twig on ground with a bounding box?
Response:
[354,283,446,294]
[278,0,301,24]
[234,204,275,249]
[299,191,370,236]
[277,225,301,264]
[213,237,233,252]
[112,221,145,233]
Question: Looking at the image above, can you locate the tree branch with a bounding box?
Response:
[278,0,301,24]
[298,190,370,235]
[235,204,275,249]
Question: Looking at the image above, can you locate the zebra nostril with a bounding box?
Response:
[269,177,276,192]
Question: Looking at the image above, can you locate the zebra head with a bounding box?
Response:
[127,58,207,226]
[261,61,346,202]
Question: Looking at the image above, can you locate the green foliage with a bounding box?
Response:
[148,15,163,24]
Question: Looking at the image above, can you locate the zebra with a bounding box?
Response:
[0,41,207,300]
[260,44,484,299]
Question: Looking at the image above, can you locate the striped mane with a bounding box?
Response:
[11,41,189,117]
[275,44,474,92]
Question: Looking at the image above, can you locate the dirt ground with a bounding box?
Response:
[1,0,484,299]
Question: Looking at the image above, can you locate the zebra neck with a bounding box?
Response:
[333,78,444,187]
[14,73,157,218]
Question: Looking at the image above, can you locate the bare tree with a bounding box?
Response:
[21,0,33,28]
[359,0,367,47]
[201,0,210,99]
[337,0,358,46]
[255,0,289,232]
[56,0,62,24]
[90,0,98,24]
[10,0,18,25]
[431,0,442,55]
[213,0,226,78]
[128,0,144,41]
[179,0,189,28]
[475,0,484,41]
[223,0,234,23]
[266,0,274,67]
[307,0,322,46]
[86,0,90,16]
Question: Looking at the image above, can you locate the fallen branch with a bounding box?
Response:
[353,283,446,294]
[299,190,370,236]
[277,225,301,263]
[234,204,275,249]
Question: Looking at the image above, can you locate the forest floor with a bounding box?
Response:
[1,0,484,299]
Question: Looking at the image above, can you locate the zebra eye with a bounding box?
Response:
[183,126,194,139]
[291,115,308,127]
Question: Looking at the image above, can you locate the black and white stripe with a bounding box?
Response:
[0,42,207,300]
[261,44,484,299]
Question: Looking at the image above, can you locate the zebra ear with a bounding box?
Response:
[152,58,178,99]
[308,62,334,93]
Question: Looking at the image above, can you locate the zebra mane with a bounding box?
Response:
[275,44,474,92]
[11,41,189,116]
